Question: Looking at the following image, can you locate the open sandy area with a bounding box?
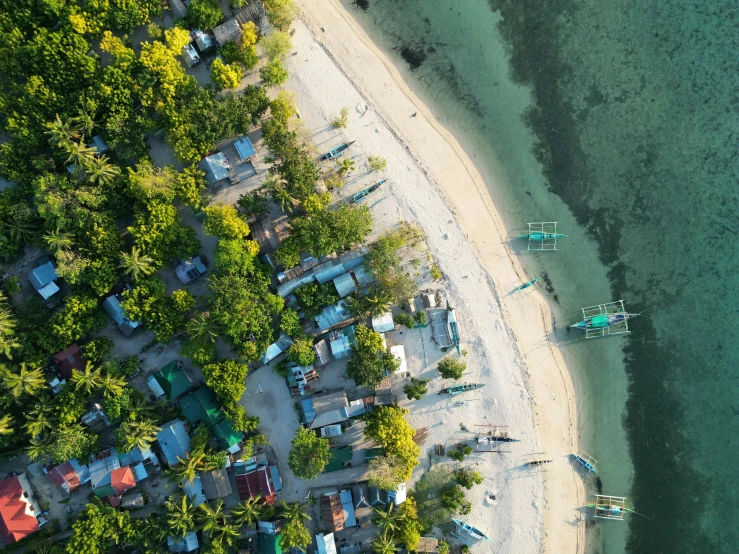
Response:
[271,3,587,553]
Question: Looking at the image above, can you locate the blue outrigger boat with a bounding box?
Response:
[518,222,566,250]
[572,452,598,474]
[321,141,355,160]
[348,180,385,204]
[571,300,640,338]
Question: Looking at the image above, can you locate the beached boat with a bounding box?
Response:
[518,222,566,250]
[439,383,485,395]
[348,180,385,204]
[571,300,640,338]
[321,141,355,160]
[572,452,598,474]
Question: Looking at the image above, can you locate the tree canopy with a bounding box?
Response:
[364,406,420,480]
[288,427,330,479]
[346,325,401,390]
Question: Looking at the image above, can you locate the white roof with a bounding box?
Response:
[372,312,394,333]
[389,345,407,374]
[320,424,343,437]
[317,533,337,554]
[37,280,60,299]
[146,375,165,398]
[387,482,407,504]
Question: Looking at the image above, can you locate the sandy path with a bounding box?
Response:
[287,3,586,553]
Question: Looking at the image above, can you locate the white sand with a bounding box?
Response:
[279,3,586,553]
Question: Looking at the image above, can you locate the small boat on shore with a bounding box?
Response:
[439,383,485,395]
[321,141,355,160]
[348,180,385,204]
[572,452,598,474]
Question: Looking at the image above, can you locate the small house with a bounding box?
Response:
[372,312,395,333]
[213,18,242,47]
[249,218,281,255]
[167,0,187,19]
[301,391,348,430]
[320,424,342,438]
[180,387,224,427]
[52,343,85,380]
[389,345,408,375]
[316,533,337,554]
[181,475,206,506]
[317,300,352,332]
[0,474,41,543]
[368,486,386,506]
[193,30,215,53]
[321,493,344,532]
[168,531,199,553]
[156,419,191,467]
[201,468,232,500]
[314,339,332,366]
[181,44,200,69]
[323,446,352,473]
[81,403,111,432]
[422,293,437,309]
[235,465,279,505]
[102,294,141,336]
[257,533,282,554]
[234,136,256,162]
[119,446,161,482]
[198,152,231,185]
[286,363,318,397]
[46,459,90,494]
[88,135,109,155]
[175,256,207,284]
[28,261,60,299]
[261,333,293,365]
[212,418,244,453]
[146,360,193,401]
[121,492,145,509]
[333,272,357,298]
[328,325,355,359]
[387,482,407,505]
[89,449,135,498]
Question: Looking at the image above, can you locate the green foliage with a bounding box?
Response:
[288,427,330,479]
[275,237,301,268]
[294,282,339,318]
[441,485,471,514]
[180,338,217,367]
[280,309,302,338]
[289,205,372,257]
[116,415,161,453]
[81,337,113,364]
[66,501,138,554]
[237,188,269,215]
[222,400,259,433]
[430,263,443,280]
[448,445,473,462]
[286,336,315,366]
[38,424,99,464]
[262,31,292,60]
[129,201,200,267]
[110,0,162,33]
[121,278,194,342]
[260,59,288,86]
[204,204,251,239]
[413,310,426,325]
[367,155,388,172]
[331,107,350,129]
[40,294,106,354]
[220,42,259,70]
[346,325,400,390]
[396,498,423,551]
[394,312,414,329]
[437,357,466,380]
[403,378,429,401]
[264,0,298,30]
[202,360,249,403]
[438,541,450,554]
[214,238,261,275]
[455,467,484,489]
[240,21,259,48]
[211,58,243,89]
[270,91,297,124]
[367,454,407,490]
[187,0,223,30]
[103,387,148,425]
[364,406,420,480]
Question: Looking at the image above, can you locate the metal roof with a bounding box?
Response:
[212,418,244,450]
[88,135,109,154]
[201,468,232,499]
[261,334,294,364]
[198,152,230,184]
[156,420,191,466]
[168,531,199,553]
[316,533,337,554]
[88,449,120,491]
[152,361,192,400]
[313,259,346,284]
[193,30,214,52]
[353,264,375,287]
[181,475,206,506]
[340,490,357,527]
[234,136,256,160]
[121,491,144,509]
[180,388,224,426]
[372,312,394,333]
[316,300,351,331]
[333,272,357,298]
[28,261,58,291]
[314,339,332,366]
[389,345,407,374]
[339,248,368,270]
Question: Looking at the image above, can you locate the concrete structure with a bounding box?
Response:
[416,538,439,553]
[28,261,59,299]
[387,482,407,505]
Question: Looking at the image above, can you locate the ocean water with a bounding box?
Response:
[340,0,739,553]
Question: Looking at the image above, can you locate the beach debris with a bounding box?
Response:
[518,221,566,251]
[571,300,640,338]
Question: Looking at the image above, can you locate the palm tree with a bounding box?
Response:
[63,139,96,170]
[100,373,126,398]
[273,184,297,213]
[70,361,104,395]
[363,287,393,317]
[119,247,155,282]
[344,292,368,319]
[70,107,95,138]
[280,501,311,523]
[208,521,241,550]
[138,515,169,551]
[24,412,52,438]
[118,416,161,452]
[168,451,215,483]
[84,155,121,185]
[43,228,74,252]
[231,497,263,527]
[0,363,46,399]
[336,158,355,177]
[2,213,35,244]
[164,495,198,539]
[0,307,18,358]
[0,414,14,436]
[197,499,226,535]
[128,394,156,419]
[187,312,219,343]
[26,438,47,462]
[372,532,398,554]
[45,114,80,147]
[373,502,403,533]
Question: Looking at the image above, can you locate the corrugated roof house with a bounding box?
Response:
[353,264,375,287]
[180,388,224,426]
[182,43,200,67]
[372,312,395,333]
[198,152,231,185]
[156,419,191,467]
[147,361,192,401]
[88,135,109,155]
[328,325,356,358]
[102,294,141,336]
[175,256,207,284]
[52,343,85,380]
[168,531,199,553]
[212,418,244,452]
[250,218,281,254]
[257,532,282,554]
[333,273,357,298]
[234,136,256,161]
[121,491,145,509]
[261,334,293,364]
[314,339,332,366]
[119,446,160,482]
[28,261,60,299]
[0,475,40,544]
[276,271,316,298]
[89,449,135,497]
[201,468,232,500]
[235,466,278,505]
[313,259,347,285]
[213,18,242,46]
[192,30,215,53]
[317,300,352,331]
[321,493,345,532]
[47,459,89,494]
[181,475,206,506]
[316,533,337,554]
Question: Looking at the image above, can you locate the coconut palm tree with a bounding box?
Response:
[0,414,14,436]
[45,114,80,147]
[100,373,127,398]
[43,228,74,252]
[128,393,156,419]
[118,416,161,453]
[138,515,169,550]
[231,496,263,527]
[363,287,393,317]
[197,498,226,535]
[70,107,95,138]
[70,361,104,395]
[0,306,18,359]
[2,213,35,244]
[26,438,47,462]
[343,292,368,319]
[164,495,198,539]
[373,502,403,533]
[208,521,241,550]
[0,363,46,399]
[280,501,311,523]
[187,312,219,343]
[336,158,355,177]
[168,451,216,483]
[119,246,155,282]
[63,139,96,170]
[273,184,297,213]
[24,412,52,438]
[372,532,398,554]
[84,155,121,185]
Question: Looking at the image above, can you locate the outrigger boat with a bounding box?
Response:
[518,222,566,251]
[572,452,598,474]
[588,495,633,520]
[439,383,485,395]
[527,459,552,467]
[348,180,385,204]
[571,300,640,338]
[321,141,355,160]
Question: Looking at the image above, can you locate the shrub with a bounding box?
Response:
[394,312,414,329]
[448,445,473,462]
[331,107,349,129]
[187,0,223,30]
[413,310,426,325]
[286,336,315,366]
[455,468,483,489]
[294,282,338,318]
[403,378,429,401]
[220,42,259,70]
[280,309,302,338]
[264,0,297,30]
[288,427,330,479]
[367,155,387,172]
[262,30,292,60]
[260,59,288,86]
[211,58,243,89]
[437,357,466,379]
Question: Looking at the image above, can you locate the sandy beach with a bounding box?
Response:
[266,2,588,553]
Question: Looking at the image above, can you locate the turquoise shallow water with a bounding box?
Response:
[341,0,739,552]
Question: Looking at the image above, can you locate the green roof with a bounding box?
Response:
[154,361,192,400]
[180,388,224,426]
[324,446,352,473]
[258,533,282,554]
[364,447,384,462]
[212,418,244,450]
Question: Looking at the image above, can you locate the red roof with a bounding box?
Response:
[47,462,80,492]
[320,493,344,532]
[106,495,121,507]
[52,343,85,380]
[110,467,135,495]
[0,476,40,544]
[235,467,275,505]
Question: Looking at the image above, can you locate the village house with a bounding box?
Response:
[46,459,90,495]
[0,474,42,543]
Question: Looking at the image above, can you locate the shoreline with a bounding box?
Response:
[292,2,585,553]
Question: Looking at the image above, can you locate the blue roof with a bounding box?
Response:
[316,300,351,331]
[29,261,58,290]
[198,152,230,184]
[234,136,256,160]
[157,419,191,466]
